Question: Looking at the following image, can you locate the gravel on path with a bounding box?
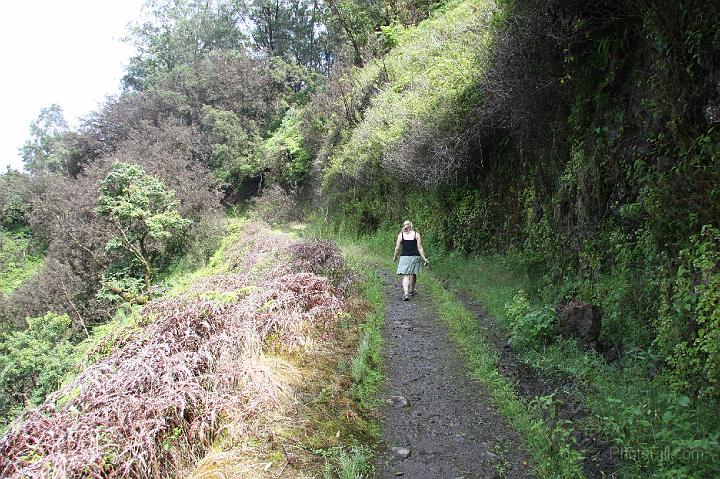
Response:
[376,271,535,479]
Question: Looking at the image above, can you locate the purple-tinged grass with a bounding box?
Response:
[0,222,358,479]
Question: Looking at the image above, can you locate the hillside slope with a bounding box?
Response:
[0,221,376,478]
[301,0,720,477]
[0,0,718,477]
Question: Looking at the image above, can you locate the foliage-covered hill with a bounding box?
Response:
[1,222,374,477]
[1,0,719,477]
[297,0,720,476]
[305,0,720,401]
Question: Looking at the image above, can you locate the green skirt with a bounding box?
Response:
[396,255,421,275]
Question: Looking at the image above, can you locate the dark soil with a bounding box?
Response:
[453,290,623,479]
[375,271,535,479]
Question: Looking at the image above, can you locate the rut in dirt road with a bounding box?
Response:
[376,270,535,479]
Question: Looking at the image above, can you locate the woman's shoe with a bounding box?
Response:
[410,289,416,296]
[403,294,410,301]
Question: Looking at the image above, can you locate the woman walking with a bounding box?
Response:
[393,220,429,301]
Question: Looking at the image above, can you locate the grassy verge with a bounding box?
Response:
[339,243,385,408]
[184,224,384,479]
[315,241,385,478]
[432,251,720,479]
[421,272,585,478]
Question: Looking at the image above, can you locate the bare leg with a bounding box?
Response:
[410,274,417,293]
[402,275,411,296]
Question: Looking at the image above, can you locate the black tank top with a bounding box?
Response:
[401,232,420,256]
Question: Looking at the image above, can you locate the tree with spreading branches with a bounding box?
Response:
[97,162,191,302]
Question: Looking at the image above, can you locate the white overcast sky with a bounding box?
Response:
[0,0,147,171]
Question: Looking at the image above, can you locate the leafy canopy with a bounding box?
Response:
[201,105,262,183]
[262,108,311,187]
[20,104,71,175]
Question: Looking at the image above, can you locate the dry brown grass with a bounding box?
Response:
[186,287,372,479]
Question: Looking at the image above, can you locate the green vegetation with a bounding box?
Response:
[0,230,43,294]
[655,225,720,400]
[201,105,263,183]
[305,3,720,476]
[321,445,375,479]
[504,291,557,350]
[323,0,492,181]
[311,0,720,408]
[423,274,585,479]
[342,245,384,408]
[0,217,228,431]
[2,0,719,476]
[68,304,144,370]
[97,162,192,302]
[337,231,586,477]
[0,304,145,433]
[162,217,246,295]
[432,251,720,478]
[19,104,71,175]
[262,108,312,188]
[312,241,385,477]
[0,313,74,430]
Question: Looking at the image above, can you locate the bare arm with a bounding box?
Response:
[417,233,429,264]
[393,233,402,261]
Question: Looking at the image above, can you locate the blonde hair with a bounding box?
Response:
[401,220,414,234]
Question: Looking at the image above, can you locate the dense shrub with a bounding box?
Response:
[96,162,192,301]
[0,172,34,231]
[655,225,720,400]
[251,185,302,225]
[289,239,355,293]
[0,313,75,428]
[262,108,312,188]
[505,290,558,349]
[200,105,263,185]
[0,230,43,295]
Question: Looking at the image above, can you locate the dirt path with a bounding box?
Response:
[375,271,535,478]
